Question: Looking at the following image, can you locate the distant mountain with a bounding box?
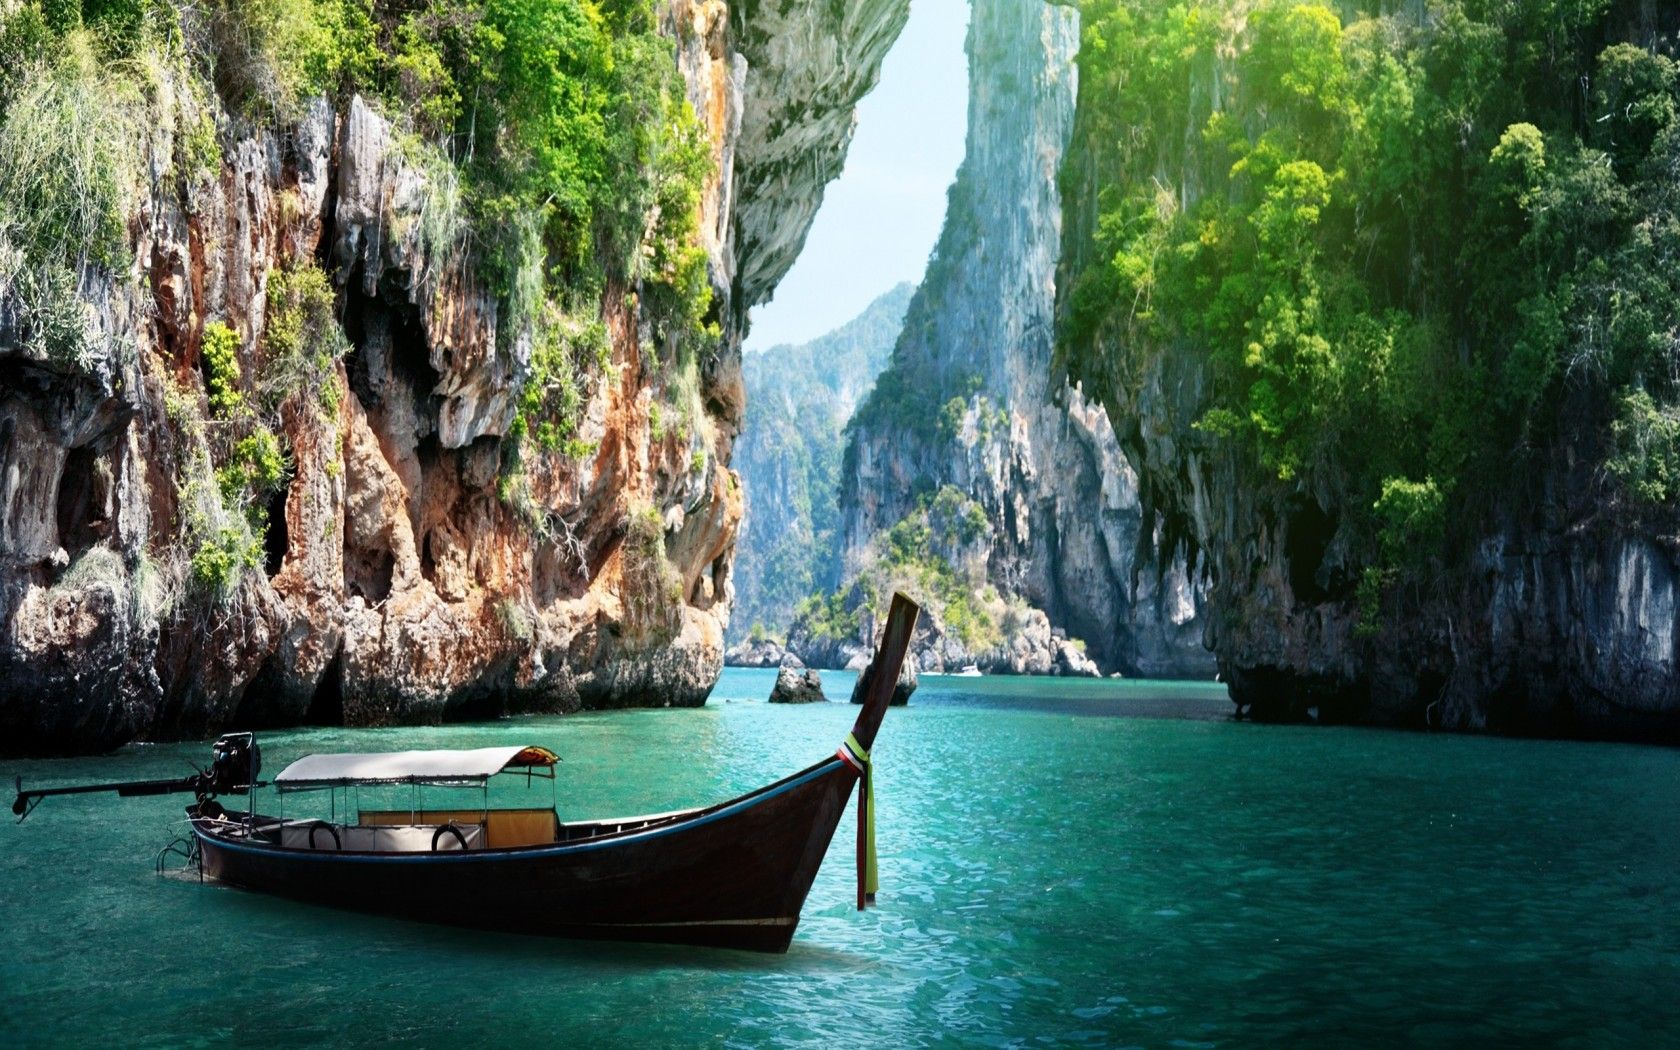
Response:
[730,284,914,642]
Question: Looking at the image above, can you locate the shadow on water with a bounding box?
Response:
[176,874,879,976]
[913,674,1232,719]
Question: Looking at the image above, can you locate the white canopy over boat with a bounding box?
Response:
[273,745,559,791]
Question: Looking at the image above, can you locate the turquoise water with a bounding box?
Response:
[4,670,1679,1047]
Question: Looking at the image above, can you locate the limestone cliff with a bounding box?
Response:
[831,0,1211,677]
[1055,1,1680,738]
[0,0,908,755]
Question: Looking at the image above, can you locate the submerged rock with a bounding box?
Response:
[769,662,826,704]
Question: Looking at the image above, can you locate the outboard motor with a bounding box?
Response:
[12,732,263,821]
[203,733,261,797]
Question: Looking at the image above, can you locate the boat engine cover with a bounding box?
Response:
[205,734,261,795]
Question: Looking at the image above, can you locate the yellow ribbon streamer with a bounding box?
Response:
[843,732,878,905]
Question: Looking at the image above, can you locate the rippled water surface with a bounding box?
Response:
[4,670,1680,1046]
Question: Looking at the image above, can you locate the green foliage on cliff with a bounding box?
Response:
[1608,389,1680,506]
[2,0,715,362]
[2,1,718,618]
[184,268,339,603]
[188,522,264,601]
[166,360,269,605]
[1062,0,1680,622]
[172,262,335,603]
[201,322,243,416]
[791,591,859,645]
[0,28,143,365]
[620,503,683,645]
[223,431,287,496]
[793,485,1003,653]
[0,7,51,105]
[874,499,1002,652]
[262,261,349,419]
[496,308,611,541]
[189,317,290,603]
[508,309,610,461]
[462,0,713,326]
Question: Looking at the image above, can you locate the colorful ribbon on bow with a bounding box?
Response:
[837,732,876,909]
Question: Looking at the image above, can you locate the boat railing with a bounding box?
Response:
[216,815,488,853]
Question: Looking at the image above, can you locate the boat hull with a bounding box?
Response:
[192,759,856,953]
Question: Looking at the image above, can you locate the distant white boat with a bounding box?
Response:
[954,665,982,677]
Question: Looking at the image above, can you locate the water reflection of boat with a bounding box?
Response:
[955,665,982,677]
[13,596,921,953]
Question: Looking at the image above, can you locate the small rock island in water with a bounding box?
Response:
[768,657,826,704]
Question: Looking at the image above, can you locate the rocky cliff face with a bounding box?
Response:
[730,283,911,641]
[1068,318,1680,737]
[1055,1,1680,739]
[727,0,912,328]
[0,0,909,755]
[834,0,1211,677]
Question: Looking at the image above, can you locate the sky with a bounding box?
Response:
[742,0,971,353]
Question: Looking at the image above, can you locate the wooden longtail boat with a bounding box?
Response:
[12,595,919,953]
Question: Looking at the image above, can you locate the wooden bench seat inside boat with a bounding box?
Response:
[358,809,559,848]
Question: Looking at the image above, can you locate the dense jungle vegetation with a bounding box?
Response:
[1060,0,1680,620]
[0,0,711,358]
[792,483,1012,655]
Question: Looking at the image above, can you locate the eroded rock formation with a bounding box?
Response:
[848,652,916,706]
[0,0,909,755]
[768,658,825,703]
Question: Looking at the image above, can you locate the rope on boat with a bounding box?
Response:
[155,835,199,878]
[837,733,877,909]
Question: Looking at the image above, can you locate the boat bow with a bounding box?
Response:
[837,592,919,909]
